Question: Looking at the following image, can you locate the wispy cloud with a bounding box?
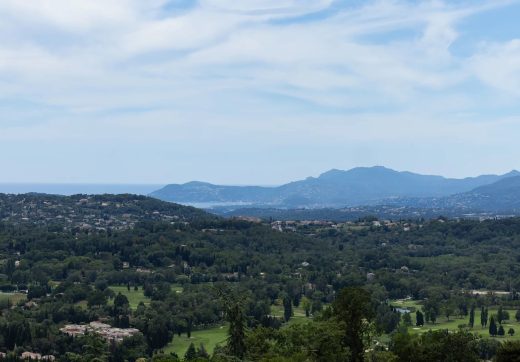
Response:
[0,0,520,183]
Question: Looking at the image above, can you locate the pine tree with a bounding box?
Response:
[184,342,197,361]
[489,316,498,337]
[197,343,209,358]
[498,325,505,337]
[469,305,475,328]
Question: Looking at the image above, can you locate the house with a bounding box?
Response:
[21,352,42,360]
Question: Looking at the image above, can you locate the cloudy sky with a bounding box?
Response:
[1,0,520,185]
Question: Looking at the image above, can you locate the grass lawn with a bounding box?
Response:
[391,299,520,341]
[0,292,26,305]
[162,325,228,357]
[109,285,150,310]
[271,304,311,326]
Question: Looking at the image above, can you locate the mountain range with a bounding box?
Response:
[150,166,520,212]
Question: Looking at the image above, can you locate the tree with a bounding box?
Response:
[443,302,454,321]
[332,287,375,362]
[184,343,197,361]
[515,310,520,322]
[197,344,209,359]
[283,295,293,322]
[498,306,504,324]
[430,309,437,324]
[481,307,488,328]
[509,328,515,337]
[87,290,108,308]
[489,316,498,337]
[416,310,424,326]
[498,325,505,337]
[496,341,520,362]
[391,330,480,362]
[301,296,311,317]
[217,287,247,359]
[469,305,475,328]
[402,312,412,327]
[113,292,129,313]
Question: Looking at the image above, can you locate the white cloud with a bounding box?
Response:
[1,0,520,183]
[471,39,520,96]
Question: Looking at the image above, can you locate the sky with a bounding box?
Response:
[1,0,520,185]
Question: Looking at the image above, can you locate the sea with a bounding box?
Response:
[0,183,163,196]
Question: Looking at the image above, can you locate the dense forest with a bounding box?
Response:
[2,194,520,361]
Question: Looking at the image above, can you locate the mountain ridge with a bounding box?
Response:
[150,166,520,209]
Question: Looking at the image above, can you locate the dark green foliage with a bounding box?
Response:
[332,287,375,362]
[497,305,505,324]
[245,322,349,362]
[391,330,479,362]
[416,310,424,326]
[402,312,412,327]
[495,341,520,362]
[184,343,197,361]
[481,307,488,328]
[468,305,475,328]
[489,316,497,337]
[217,287,247,359]
[283,295,293,322]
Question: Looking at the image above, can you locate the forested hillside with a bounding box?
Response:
[2,194,520,360]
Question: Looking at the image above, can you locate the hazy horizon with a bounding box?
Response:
[2,0,520,184]
[1,165,519,194]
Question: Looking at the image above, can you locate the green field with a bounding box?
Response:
[162,303,311,357]
[392,299,520,341]
[0,292,26,305]
[109,285,151,310]
[163,325,228,357]
[271,304,311,326]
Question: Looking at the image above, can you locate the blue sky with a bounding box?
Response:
[1,0,520,185]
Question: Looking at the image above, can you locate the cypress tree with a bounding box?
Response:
[283,295,293,322]
[498,325,505,337]
[184,342,197,361]
[416,310,424,326]
[489,316,498,337]
[469,305,475,328]
[498,306,504,324]
[481,307,488,328]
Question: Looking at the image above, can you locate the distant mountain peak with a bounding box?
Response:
[151,166,520,210]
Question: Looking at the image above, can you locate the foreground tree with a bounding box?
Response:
[495,341,520,362]
[217,286,247,359]
[391,330,479,362]
[332,287,375,362]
